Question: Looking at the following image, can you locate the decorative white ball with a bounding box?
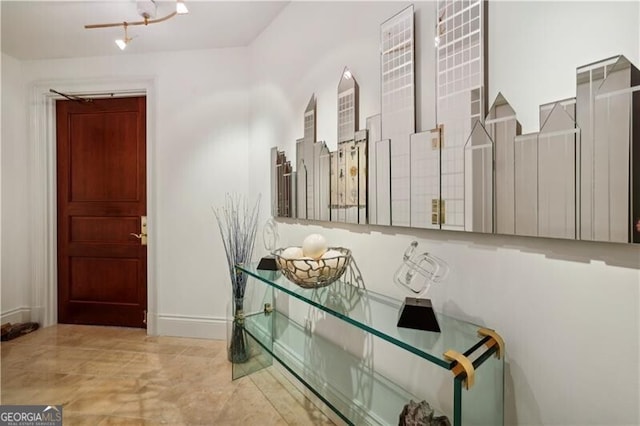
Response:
[307,261,322,278]
[281,246,303,259]
[292,257,313,271]
[321,249,343,269]
[302,234,328,259]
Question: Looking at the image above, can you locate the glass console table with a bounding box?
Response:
[233,263,504,426]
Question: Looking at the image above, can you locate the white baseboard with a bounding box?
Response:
[155,313,227,339]
[1,307,32,325]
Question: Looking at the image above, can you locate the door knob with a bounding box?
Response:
[131,216,148,245]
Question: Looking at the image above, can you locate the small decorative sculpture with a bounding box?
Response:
[257,218,279,271]
[395,241,449,332]
[398,400,451,426]
[394,241,448,297]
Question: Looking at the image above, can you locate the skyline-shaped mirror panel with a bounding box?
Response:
[381,4,415,227]
[338,67,358,144]
[270,147,278,217]
[464,121,493,233]
[272,148,293,218]
[576,57,616,241]
[265,3,639,245]
[317,142,331,222]
[376,139,392,226]
[296,138,307,219]
[437,0,486,232]
[537,102,578,240]
[486,93,521,235]
[514,133,538,237]
[356,130,368,224]
[410,129,441,229]
[590,56,639,243]
[366,115,382,225]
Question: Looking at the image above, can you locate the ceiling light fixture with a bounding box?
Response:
[115,23,132,50]
[176,0,189,15]
[85,0,189,49]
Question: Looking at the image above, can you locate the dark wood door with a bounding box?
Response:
[57,96,147,328]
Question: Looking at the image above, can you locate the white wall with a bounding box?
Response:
[249,2,640,425]
[1,53,30,324]
[489,1,640,133]
[3,48,251,336]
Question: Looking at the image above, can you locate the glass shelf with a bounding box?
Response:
[243,310,448,425]
[237,263,489,369]
[234,263,504,426]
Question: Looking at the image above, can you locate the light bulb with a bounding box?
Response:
[115,39,127,50]
[434,36,440,47]
[176,0,188,14]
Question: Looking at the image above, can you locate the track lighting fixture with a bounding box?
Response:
[115,23,132,50]
[85,0,189,50]
[176,0,189,15]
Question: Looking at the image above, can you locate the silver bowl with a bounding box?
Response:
[273,247,352,289]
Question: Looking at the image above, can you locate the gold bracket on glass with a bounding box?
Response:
[478,328,504,360]
[264,303,273,315]
[444,350,475,390]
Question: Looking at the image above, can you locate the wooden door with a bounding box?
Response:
[56,96,147,328]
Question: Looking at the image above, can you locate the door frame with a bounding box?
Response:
[29,77,157,334]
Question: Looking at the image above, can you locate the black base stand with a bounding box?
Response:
[257,255,278,271]
[397,297,440,332]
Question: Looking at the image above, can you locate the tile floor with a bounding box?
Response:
[0,324,334,425]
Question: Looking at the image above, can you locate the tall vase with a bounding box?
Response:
[228,296,250,363]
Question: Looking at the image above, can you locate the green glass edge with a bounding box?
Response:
[464,346,505,426]
[242,314,354,426]
[238,264,453,369]
[472,344,500,369]
[231,329,274,380]
[230,280,275,381]
[453,376,463,426]
[245,310,438,424]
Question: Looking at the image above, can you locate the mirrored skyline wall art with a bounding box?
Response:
[366,114,382,225]
[537,100,578,240]
[331,68,368,225]
[295,96,317,220]
[410,128,441,229]
[577,55,640,243]
[464,120,493,233]
[486,93,521,235]
[436,0,486,231]
[380,5,415,227]
[514,132,538,237]
[271,148,293,218]
[268,2,640,245]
